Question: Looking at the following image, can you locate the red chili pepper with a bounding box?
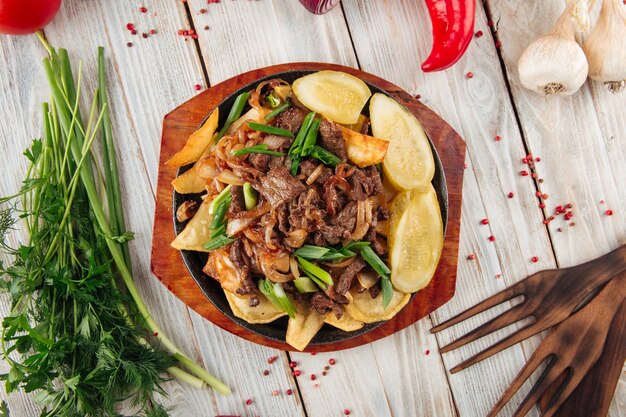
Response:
[422,0,476,72]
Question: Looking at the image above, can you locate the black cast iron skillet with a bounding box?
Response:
[173,70,448,345]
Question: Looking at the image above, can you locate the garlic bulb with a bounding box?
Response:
[583,0,626,93]
[518,3,589,96]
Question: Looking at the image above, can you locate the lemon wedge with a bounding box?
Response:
[389,185,443,293]
[292,70,371,124]
[369,93,435,191]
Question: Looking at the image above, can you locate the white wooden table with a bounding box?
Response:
[1,1,624,416]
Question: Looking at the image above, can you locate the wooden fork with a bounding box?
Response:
[431,244,626,372]
[539,296,626,417]
[486,272,626,417]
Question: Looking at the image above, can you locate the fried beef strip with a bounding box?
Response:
[335,258,366,295]
[274,106,307,134]
[254,166,306,206]
[319,119,347,160]
[310,291,343,319]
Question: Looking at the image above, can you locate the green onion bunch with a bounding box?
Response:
[0,38,228,417]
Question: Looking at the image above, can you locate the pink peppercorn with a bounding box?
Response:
[311,374,316,381]
[245,399,252,405]
[520,171,529,176]
[475,30,483,37]
[286,389,293,395]
[508,192,514,198]
[532,256,539,263]
[126,23,135,30]
[140,6,147,13]
[480,218,489,225]
[467,254,476,260]
[293,370,301,377]
[606,209,613,216]
[466,72,474,79]
[263,370,269,376]
[535,191,542,197]
[329,358,336,365]
[495,135,501,141]
[131,29,137,35]
[289,361,297,368]
[194,84,201,91]
[495,40,502,47]
[488,235,495,242]
[344,410,351,415]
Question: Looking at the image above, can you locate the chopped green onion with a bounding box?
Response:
[311,145,341,167]
[243,182,257,210]
[216,91,251,142]
[301,118,321,156]
[203,235,235,250]
[297,257,333,286]
[231,144,285,157]
[290,157,301,176]
[381,277,393,309]
[293,277,318,293]
[301,269,328,290]
[266,92,281,108]
[247,122,294,138]
[210,224,226,239]
[264,102,290,121]
[288,112,316,158]
[294,245,331,259]
[258,280,295,318]
[343,241,371,252]
[258,279,282,310]
[272,282,296,319]
[209,185,232,214]
[320,250,355,262]
[209,194,231,230]
[360,245,391,279]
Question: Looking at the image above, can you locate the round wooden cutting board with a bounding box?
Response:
[151,63,465,352]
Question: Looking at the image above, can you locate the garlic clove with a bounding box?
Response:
[583,0,626,94]
[517,4,589,96]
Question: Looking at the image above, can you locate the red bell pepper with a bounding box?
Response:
[421,0,476,72]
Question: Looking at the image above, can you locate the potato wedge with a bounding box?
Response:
[324,309,364,332]
[286,301,325,351]
[344,114,368,133]
[225,291,286,324]
[166,108,219,168]
[170,199,212,252]
[345,288,411,324]
[172,167,206,194]
[340,126,389,168]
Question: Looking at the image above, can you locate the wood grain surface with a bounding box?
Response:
[152,62,466,352]
[0,0,624,416]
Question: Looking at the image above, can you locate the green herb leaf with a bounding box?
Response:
[109,231,135,243]
[247,122,295,138]
[231,144,285,157]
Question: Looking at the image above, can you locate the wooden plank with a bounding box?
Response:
[186,1,460,416]
[0,1,302,416]
[486,1,626,414]
[341,0,559,415]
